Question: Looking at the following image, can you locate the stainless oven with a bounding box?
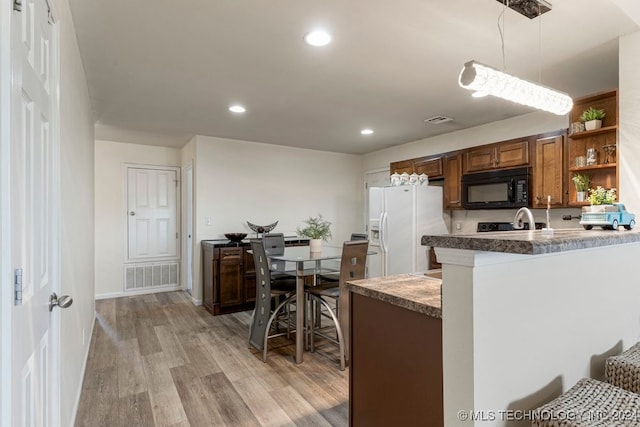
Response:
[461,167,530,209]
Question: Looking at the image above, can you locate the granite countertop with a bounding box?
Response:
[345,273,442,318]
[422,229,640,255]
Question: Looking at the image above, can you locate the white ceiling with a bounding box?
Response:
[68,0,639,155]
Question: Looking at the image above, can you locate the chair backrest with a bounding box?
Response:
[262,233,285,255]
[349,233,368,241]
[262,233,286,272]
[249,239,272,351]
[339,240,369,286]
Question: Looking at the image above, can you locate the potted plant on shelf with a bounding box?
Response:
[571,173,591,202]
[297,214,332,252]
[584,186,616,212]
[580,106,606,131]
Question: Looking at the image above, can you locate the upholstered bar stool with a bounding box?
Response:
[531,378,640,427]
[605,342,640,394]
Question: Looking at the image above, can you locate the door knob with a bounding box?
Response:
[49,292,73,312]
[129,211,136,216]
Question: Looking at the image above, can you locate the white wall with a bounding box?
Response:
[57,0,96,425]
[619,30,640,215]
[191,135,363,303]
[94,140,181,297]
[438,243,640,426]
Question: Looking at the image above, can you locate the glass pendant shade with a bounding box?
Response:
[459,60,573,115]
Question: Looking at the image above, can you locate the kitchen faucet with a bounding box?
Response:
[513,207,535,230]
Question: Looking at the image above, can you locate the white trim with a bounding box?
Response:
[95,285,182,300]
[68,315,94,427]
[0,1,13,426]
[122,163,181,263]
[181,163,193,293]
[48,2,61,423]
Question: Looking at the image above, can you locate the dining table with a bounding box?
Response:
[267,245,376,364]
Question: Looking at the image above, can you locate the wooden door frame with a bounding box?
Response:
[123,163,181,263]
[0,0,62,425]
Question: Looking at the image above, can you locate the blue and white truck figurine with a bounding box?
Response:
[580,202,636,230]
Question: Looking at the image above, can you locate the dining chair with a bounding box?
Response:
[306,240,368,370]
[318,233,368,284]
[248,239,297,362]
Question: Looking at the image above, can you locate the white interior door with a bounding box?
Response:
[10,0,60,425]
[127,167,179,260]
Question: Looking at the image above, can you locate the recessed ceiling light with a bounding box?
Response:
[361,129,374,135]
[229,105,246,113]
[304,30,332,47]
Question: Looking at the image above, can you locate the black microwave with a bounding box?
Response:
[461,167,530,209]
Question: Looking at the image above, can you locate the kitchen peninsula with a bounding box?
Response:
[347,229,640,427]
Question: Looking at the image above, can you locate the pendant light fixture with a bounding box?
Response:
[458,0,572,115]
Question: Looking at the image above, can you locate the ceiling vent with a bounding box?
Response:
[495,0,552,19]
[424,116,453,125]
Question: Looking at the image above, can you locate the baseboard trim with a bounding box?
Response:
[70,315,95,427]
[96,285,182,300]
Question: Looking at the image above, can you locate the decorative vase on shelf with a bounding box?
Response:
[584,119,602,131]
[576,191,587,202]
[309,239,322,253]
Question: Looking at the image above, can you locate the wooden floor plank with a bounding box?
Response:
[142,352,189,426]
[76,291,349,427]
[116,338,147,398]
[170,364,227,427]
[201,372,261,427]
[118,391,155,426]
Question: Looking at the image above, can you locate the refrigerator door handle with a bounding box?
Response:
[380,211,388,254]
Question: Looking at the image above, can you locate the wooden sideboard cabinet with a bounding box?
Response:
[202,239,308,315]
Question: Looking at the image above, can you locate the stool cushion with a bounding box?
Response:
[606,342,640,394]
[532,378,640,427]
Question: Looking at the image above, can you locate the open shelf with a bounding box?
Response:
[569,125,617,139]
[569,163,617,172]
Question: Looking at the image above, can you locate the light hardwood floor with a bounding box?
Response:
[75,291,348,426]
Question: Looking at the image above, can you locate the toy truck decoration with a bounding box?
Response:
[580,203,636,230]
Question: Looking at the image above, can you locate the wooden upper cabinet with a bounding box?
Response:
[465,140,529,173]
[390,160,414,175]
[443,152,463,209]
[533,134,565,208]
[413,157,443,179]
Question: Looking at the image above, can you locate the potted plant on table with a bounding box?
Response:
[580,106,606,131]
[297,214,332,253]
[571,173,591,202]
[584,186,616,212]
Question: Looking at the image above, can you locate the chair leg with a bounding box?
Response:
[262,295,296,363]
[248,308,256,348]
[310,295,345,371]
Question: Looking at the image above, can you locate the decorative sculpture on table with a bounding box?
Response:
[246,220,278,237]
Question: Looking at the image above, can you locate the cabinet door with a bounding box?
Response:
[390,160,414,175]
[202,247,216,312]
[443,152,463,209]
[413,157,443,179]
[534,135,564,208]
[219,247,243,307]
[496,140,529,169]
[465,146,495,173]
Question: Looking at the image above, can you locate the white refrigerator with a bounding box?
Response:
[368,185,448,277]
